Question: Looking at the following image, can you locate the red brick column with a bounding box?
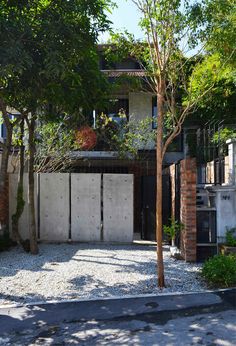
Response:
[180,158,197,262]
[169,164,176,219]
[0,175,9,234]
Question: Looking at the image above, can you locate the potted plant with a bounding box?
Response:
[164,218,184,257]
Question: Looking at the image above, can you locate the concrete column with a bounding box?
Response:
[226,138,236,185]
[212,186,236,243]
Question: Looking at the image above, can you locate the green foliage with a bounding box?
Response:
[201,254,236,287]
[163,218,184,243]
[225,228,236,247]
[0,0,112,114]
[35,117,77,172]
[117,116,156,158]
[211,128,236,147]
[95,113,156,157]
[186,1,236,122]
[185,54,236,121]
[192,0,236,65]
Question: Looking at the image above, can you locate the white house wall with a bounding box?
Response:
[129,92,155,150]
[129,92,153,122]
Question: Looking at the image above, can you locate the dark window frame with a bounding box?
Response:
[152,96,157,129]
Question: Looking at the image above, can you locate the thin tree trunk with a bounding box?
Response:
[12,119,30,252]
[0,101,12,235]
[28,117,38,254]
[156,81,165,288]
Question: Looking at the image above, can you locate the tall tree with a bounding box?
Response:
[0,0,112,252]
[130,0,225,287]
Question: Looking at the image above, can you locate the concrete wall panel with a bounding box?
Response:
[40,173,69,241]
[103,174,133,242]
[71,174,101,241]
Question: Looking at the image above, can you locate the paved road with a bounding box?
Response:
[0,289,235,345]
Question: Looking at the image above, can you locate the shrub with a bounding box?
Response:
[225,228,236,247]
[201,254,236,287]
[163,218,184,246]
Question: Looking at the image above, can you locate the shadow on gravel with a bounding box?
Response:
[0,244,203,305]
[0,243,79,277]
[69,274,158,297]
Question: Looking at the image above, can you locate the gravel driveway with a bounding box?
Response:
[0,244,206,305]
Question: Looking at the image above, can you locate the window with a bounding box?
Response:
[167,134,183,152]
[0,113,15,141]
[115,58,141,70]
[99,53,141,71]
[0,123,4,140]
[152,97,157,129]
[106,98,129,119]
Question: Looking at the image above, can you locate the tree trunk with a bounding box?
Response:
[11,119,30,252]
[0,102,12,235]
[156,81,165,288]
[28,118,38,254]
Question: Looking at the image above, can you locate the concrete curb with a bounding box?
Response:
[0,287,235,309]
[0,289,235,334]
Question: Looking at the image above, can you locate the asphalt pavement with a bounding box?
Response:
[0,289,235,345]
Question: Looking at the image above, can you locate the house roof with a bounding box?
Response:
[102,70,146,78]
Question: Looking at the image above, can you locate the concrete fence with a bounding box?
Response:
[9,173,134,243]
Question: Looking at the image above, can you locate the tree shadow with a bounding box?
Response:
[0,243,205,306]
[0,290,235,346]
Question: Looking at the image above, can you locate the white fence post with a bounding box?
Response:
[226,138,236,185]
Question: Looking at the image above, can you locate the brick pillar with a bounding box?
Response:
[180,158,197,262]
[0,175,9,235]
[169,164,176,219]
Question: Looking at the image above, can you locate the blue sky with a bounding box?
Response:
[99,0,144,42]
[100,0,199,56]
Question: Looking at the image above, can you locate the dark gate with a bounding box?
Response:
[162,168,171,227]
[175,162,181,222]
[141,176,156,240]
[141,171,171,241]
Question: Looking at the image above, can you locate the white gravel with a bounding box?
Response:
[0,243,207,305]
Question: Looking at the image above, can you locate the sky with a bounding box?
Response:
[99,0,144,42]
[100,0,199,56]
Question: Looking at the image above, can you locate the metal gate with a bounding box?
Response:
[141,170,171,241]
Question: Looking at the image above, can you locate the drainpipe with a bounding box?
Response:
[93,110,96,129]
